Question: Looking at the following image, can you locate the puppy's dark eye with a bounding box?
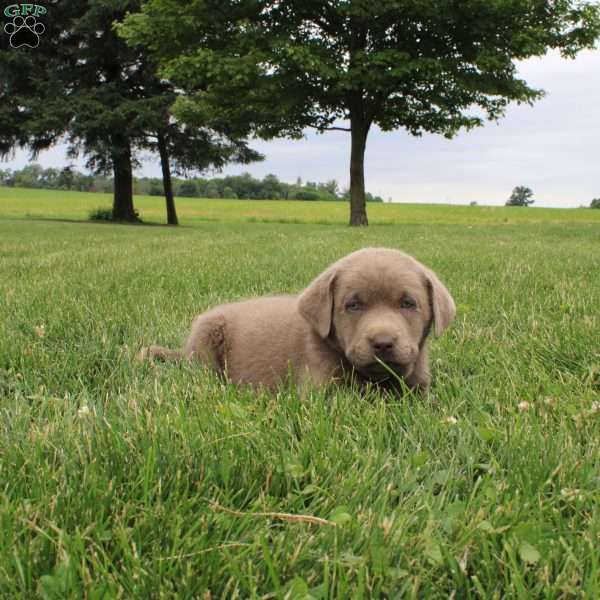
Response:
[345,299,363,312]
[400,296,417,309]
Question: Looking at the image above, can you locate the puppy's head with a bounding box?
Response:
[298,248,455,379]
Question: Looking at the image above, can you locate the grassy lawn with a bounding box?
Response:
[1,188,599,598]
[2,186,600,226]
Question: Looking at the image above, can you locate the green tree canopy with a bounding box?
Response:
[121,0,600,225]
[0,0,261,224]
[506,186,535,207]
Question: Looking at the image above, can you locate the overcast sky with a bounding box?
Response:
[3,48,598,207]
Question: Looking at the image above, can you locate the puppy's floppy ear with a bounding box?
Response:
[423,268,456,336]
[298,268,337,338]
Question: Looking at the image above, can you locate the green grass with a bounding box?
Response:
[1,188,599,598]
[2,185,600,226]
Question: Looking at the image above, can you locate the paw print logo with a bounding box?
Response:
[4,15,45,48]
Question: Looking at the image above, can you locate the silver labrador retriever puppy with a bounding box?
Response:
[137,248,455,393]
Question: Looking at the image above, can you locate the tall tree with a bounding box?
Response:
[134,91,263,225]
[0,0,261,223]
[146,123,262,224]
[121,0,600,225]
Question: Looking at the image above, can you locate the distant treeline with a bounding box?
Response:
[0,164,384,203]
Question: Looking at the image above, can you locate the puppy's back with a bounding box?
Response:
[185,295,313,388]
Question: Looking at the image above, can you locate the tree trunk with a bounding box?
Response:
[157,133,178,225]
[111,143,137,222]
[349,113,370,227]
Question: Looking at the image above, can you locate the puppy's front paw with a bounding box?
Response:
[404,369,431,394]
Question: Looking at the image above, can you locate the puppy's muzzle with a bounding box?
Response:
[369,334,416,364]
[370,334,395,356]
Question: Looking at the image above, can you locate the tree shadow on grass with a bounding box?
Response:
[15,215,192,228]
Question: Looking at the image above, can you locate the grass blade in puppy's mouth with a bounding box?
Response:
[371,357,408,383]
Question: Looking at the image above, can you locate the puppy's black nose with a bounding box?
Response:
[370,335,395,353]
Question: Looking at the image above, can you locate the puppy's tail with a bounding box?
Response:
[136,345,183,363]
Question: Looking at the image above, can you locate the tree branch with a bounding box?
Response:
[308,125,351,132]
